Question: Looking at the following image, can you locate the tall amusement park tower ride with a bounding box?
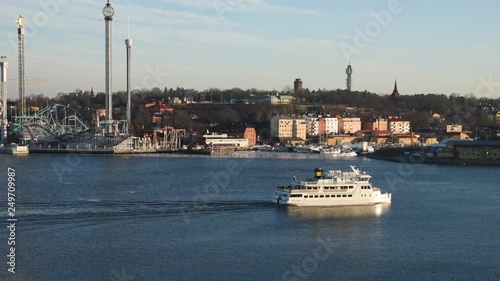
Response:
[125,16,132,127]
[0,58,7,142]
[103,0,115,134]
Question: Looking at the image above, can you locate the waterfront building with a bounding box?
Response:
[418,134,440,146]
[203,134,250,148]
[388,116,411,134]
[270,116,307,142]
[337,115,361,134]
[323,116,339,135]
[209,123,257,147]
[435,140,500,162]
[363,117,389,131]
[302,115,319,137]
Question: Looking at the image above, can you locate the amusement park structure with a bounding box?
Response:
[1,1,184,154]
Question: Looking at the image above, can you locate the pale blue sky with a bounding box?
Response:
[1,0,500,98]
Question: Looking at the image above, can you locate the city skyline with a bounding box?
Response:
[1,0,500,99]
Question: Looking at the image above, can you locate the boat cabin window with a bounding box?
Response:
[320,195,324,198]
[342,195,347,198]
[348,195,352,197]
[314,195,319,198]
[290,194,303,198]
[337,195,341,198]
[348,186,353,189]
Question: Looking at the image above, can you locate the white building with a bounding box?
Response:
[388,117,411,134]
[204,134,249,148]
[302,115,319,137]
[324,117,338,135]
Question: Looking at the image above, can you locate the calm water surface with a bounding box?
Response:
[0,152,499,281]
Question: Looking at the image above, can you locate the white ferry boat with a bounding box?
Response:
[273,166,391,206]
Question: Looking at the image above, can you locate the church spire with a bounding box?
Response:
[391,79,400,103]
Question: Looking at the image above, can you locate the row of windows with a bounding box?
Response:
[291,194,353,198]
[361,186,371,189]
[299,186,355,190]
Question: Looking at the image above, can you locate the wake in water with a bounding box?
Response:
[2,200,276,226]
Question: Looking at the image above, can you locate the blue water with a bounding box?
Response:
[0,152,499,281]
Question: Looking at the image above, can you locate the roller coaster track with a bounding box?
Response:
[13,104,89,141]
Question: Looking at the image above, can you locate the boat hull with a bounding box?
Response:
[273,191,391,207]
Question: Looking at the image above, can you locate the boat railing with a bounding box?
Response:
[276,186,292,191]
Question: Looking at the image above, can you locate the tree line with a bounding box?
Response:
[11,87,500,134]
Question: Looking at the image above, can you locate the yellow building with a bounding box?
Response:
[337,115,361,134]
[363,117,388,131]
[270,116,307,141]
[327,136,358,146]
